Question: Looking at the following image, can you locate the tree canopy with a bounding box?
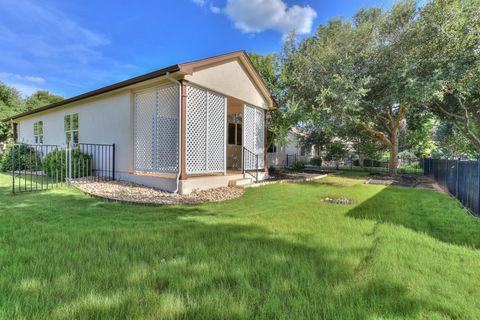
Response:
[0,82,63,142]
[252,0,480,173]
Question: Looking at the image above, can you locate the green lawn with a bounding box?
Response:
[0,172,479,319]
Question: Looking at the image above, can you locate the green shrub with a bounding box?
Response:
[268,165,278,174]
[44,148,92,179]
[310,156,322,166]
[0,144,41,172]
[289,160,305,171]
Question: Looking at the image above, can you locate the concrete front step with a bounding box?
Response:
[228,178,253,187]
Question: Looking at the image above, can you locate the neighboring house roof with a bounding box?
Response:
[4,50,277,122]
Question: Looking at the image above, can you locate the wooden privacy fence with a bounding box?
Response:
[423,158,480,216]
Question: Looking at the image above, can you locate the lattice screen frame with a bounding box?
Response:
[243,104,265,170]
[133,83,180,173]
[185,84,227,174]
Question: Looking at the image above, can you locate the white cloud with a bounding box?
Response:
[223,0,317,35]
[191,0,206,6]
[0,0,140,96]
[24,76,46,84]
[0,0,109,65]
[5,82,43,97]
[209,4,222,14]
[0,72,46,84]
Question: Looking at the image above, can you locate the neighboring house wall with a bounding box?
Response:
[267,132,318,167]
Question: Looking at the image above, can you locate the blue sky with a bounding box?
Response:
[0,0,397,98]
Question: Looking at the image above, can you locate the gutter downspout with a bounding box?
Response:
[165,72,182,193]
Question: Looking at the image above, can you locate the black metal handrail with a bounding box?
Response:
[242,147,259,182]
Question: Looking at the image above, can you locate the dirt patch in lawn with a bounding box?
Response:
[74,180,244,205]
[365,173,444,192]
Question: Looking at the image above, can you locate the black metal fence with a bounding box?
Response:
[423,158,480,216]
[286,154,298,166]
[284,154,423,174]
[11,143,115,193]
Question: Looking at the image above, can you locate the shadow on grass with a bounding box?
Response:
[346,185,480,248]
[0,184,426,319]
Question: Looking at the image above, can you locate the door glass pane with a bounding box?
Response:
[236,124,242,146]
[228,123,235,145]
[66,132,71,144]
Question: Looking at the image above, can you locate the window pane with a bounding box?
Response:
[72,113,78,130]
[73,131,79,143]
[33,123,38,135]
[236,124,242,146]
[228,123,235,145]
[64,115,71,131]
[66,132,71,144]
[39,135,43,144]
[38,121,43,134]
[34,136,38,144]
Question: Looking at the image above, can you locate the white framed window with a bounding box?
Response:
[64,113,79,144]
[33,121,43,144]
[267,144,277,153]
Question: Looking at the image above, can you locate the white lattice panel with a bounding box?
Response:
[186,85,226,174]
[255,107,265,168]
[243,105,256,170]
[134,84,179,173]
[243,104,265,170]
[207,92,227,171]
[156,84,179,172]
[134,89,156,171]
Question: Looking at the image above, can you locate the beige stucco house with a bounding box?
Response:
[267,132,320,167]
[5,51,276,194]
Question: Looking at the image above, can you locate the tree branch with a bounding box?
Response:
[361,122,392,147]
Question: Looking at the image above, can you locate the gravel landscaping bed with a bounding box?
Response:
[365,173,444,192]
[74,180,244,205]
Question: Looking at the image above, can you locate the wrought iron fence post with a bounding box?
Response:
[68,144,72,184]
[456,158,459,197]
[112,144,116,181]
[478,157,480,215]
[445,157,449,190]
[11,144,15,194]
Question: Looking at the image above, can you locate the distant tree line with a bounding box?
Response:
[0,82,63,142]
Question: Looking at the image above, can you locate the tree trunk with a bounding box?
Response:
[389,131,399,175]
[359,153,365,168]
